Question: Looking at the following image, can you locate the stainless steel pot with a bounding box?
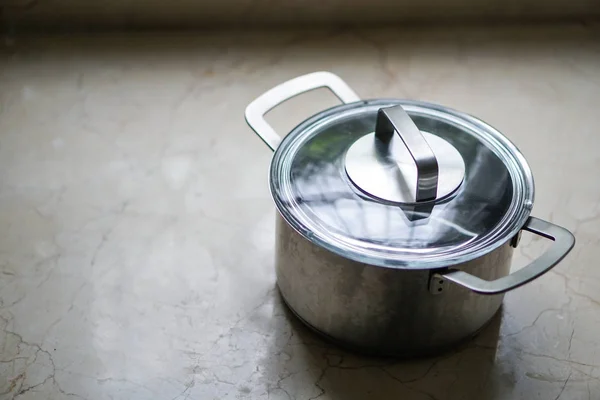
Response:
[245,71,575,356]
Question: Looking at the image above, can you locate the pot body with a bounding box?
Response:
[275,213,512,356]
[247,72,574,356]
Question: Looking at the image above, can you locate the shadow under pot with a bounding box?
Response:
[244,71,575,357]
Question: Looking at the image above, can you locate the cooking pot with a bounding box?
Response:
[244,71,575,356]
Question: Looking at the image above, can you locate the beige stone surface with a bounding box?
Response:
[0,25,599,399]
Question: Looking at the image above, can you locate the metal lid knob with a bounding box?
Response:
[345,105,465,204]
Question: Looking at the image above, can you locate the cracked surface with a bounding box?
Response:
[1,24,600,400]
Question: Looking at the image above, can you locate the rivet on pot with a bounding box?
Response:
[429,274,448,295]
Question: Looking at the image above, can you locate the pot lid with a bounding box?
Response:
[270,99,534,269]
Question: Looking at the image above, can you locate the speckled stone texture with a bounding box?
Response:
[0,25,599,399]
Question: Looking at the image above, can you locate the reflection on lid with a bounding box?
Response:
[277,110,513,256]
[271,101,523,266]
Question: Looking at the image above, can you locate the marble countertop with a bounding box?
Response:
[1,24,599,400]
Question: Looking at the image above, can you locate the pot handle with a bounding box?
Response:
[435,217,575,295]
[245,71,360,151]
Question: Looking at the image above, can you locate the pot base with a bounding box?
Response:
[275,213,509,357]
[278,286,503,359]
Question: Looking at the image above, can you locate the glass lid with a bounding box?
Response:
[270,99,534,269]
